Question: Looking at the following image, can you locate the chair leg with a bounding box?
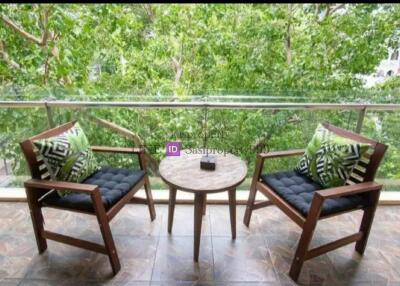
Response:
[91,192,121,275]
[144,176,156,221]
[289,195,323,282]
[243,184,257,227]
[244,155,264,227]
[289,220,318,281]
[202,194,207,215]
[25,188,47,253]
[355,191,380,255]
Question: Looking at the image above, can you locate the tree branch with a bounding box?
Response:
[0,40,20,70]
[325,4,332,18]
[40,9,50,46]
[172,34,185,85]
[318,3,346,22]
[40,8,51,84]
[171,57,183,85]
[285,4,294,65]
[0,14,43,46]
[141,4,155,22]
[315,3,320,19]
[330,3,345,15]
[43,53,50,84]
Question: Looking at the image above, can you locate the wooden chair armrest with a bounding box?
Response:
[91,146,144,154]
[315,182,382,200]
[252,149,305,183]
[258,149,305,159]
[24,179,98,194]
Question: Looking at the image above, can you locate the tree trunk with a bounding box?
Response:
[285,4,293,65]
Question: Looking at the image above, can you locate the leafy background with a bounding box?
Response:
[1,4,399,190]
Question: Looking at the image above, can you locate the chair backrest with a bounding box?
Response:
[322,122,388,182]
[20,121,77,192]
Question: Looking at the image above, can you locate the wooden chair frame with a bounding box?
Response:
[243,122,388,282]
[20,121,156,275]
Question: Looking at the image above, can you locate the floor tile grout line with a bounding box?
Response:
[21,239,37,282]
[266,236,286,286]
[209,208,216,281]
[149,211,163,282]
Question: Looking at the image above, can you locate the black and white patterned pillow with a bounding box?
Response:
[314,142,363,188]
[345,146,374,185]
[33,123,99,196]
[295,155,311,175]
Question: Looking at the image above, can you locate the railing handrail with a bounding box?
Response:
[1,100,400,110]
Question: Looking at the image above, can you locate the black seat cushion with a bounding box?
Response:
[43,167,145,212]
[260,171,367,216]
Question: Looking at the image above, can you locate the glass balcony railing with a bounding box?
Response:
[1,90,400,192]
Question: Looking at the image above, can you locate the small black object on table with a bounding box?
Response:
[200,154,216,170]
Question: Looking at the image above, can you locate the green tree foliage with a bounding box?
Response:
[1,4,400,187]
[1,4,399,92]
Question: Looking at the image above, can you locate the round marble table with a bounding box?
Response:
[159,149,247,261]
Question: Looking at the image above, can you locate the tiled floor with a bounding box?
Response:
[0,203,399,286]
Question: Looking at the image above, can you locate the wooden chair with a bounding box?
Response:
[243,122,388,282]
[20,121,156,275]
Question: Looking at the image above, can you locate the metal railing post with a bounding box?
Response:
[355,107,366,134]
[44,101,55,128]
[202,95,208,149]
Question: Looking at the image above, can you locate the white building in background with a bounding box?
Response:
[376,48,400,77]
[361,48,400,88]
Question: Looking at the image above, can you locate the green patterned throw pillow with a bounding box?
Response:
[295,124,370,188]
[345,146,374,185]
[295,124,330,176]
[33,123,99,197]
